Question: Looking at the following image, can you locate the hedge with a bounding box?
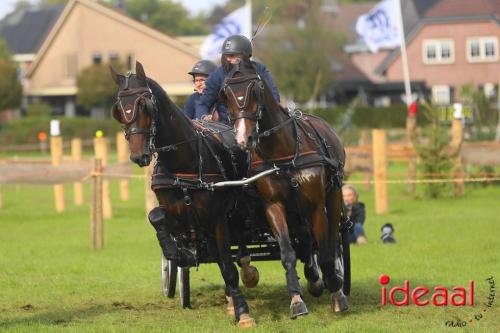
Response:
[0,116,121,145]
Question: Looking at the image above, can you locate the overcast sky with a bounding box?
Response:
[0,0,229,20]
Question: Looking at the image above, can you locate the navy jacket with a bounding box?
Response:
[184,92,229,123]
[195,61,280,120]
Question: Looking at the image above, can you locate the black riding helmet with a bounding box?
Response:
[188,60,217,76]
[221,35,252,57]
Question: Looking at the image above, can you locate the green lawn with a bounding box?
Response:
[0,164,499,332]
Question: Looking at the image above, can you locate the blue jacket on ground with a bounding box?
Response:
[184,92,229,123]
[195,61,280,120]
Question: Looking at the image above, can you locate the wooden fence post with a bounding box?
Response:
[372,129,389,214]
[94,137,112,219]
[406,115,417,195]
[71,138,84,205]
[116,132,129,201]
[51,136,65,213]
[91,159,104,250]
[451,119,464,196]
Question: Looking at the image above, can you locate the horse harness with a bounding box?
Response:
[114,73,235,203]
[222,67,345,192]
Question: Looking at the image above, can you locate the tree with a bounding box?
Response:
[257,2,345,103]
[0,39,22,112]
[77,60,126,111]
[122,0,208,36]
[40,0,69,4]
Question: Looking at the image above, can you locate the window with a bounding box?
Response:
[423,39,454,64]
[467,37,498,62]
[432,85,451,105]
[483,83,496,99]
[65,53,78,77]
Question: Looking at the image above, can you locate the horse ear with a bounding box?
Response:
[135,61,147,82]
[111,103,122,122]
[109,66,123,85]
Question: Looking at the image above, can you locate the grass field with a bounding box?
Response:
[1,163,499,332]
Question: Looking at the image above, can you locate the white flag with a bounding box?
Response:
[200,3,252,60]
[355,0,401,53]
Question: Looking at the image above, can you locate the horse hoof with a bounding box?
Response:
[240,265,259,288]
[290,300,308,319]
[238,314,256,328]
[226,296,235,316]
[331,290,349,313]
[307,278,324,297]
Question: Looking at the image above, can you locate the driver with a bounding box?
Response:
[195,35,280,120]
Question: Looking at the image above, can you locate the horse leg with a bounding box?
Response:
[264,202,308,319]
[323,188,349,313]
[214,220,255,327]
[148,207,178,259]
[297,224,324,297]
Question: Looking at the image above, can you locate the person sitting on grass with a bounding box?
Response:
[342,184,367,244]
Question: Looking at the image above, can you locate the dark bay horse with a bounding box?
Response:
[110,61,256,327]
[220,57,349,318]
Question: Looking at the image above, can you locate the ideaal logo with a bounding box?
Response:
[378,274,496,328]
[379,274,474,306]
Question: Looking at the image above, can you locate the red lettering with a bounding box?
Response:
[450,287,466,306]
[389,280,409,306]
[469,280,474,305]
[432,287,448,306]
[411,286,429,306]
[381,287,387,305]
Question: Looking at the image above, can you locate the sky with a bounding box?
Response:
[0,0,229,20]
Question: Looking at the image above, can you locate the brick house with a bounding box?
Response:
[345,0,500,105]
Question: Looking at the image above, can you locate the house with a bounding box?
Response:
[0,0,200,118]
[376,0,500,105]
[342,0,499,105]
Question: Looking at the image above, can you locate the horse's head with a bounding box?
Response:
[220,58,265,150]
[110,61,156,167]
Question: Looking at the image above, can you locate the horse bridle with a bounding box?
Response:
[115,72,158,155]
[222,66,301,142]
[223,72,265,123]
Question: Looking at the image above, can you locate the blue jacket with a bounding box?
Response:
[195,61,280,120]
[184,92,229,123]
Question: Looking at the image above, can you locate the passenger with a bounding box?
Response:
[184,59,227,122]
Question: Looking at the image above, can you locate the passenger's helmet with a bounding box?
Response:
[188,60,217,76]
[221,35,252,57]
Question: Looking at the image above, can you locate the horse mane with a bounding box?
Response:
[146,78,180,114]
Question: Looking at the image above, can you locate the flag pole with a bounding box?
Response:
[395,0,412,106]
[247,0,252,39]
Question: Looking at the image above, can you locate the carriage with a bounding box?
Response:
[159,183,352,308]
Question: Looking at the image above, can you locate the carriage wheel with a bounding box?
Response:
[161,254,177,298]
[340,231,351,295]
[178,266,191,308]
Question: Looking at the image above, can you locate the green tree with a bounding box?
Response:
[258,2,344,103]
[0,39,22,112]
[76,60,126,111]
[123,0,208,36]
[415,102,454,198]
[40,0,69,4]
